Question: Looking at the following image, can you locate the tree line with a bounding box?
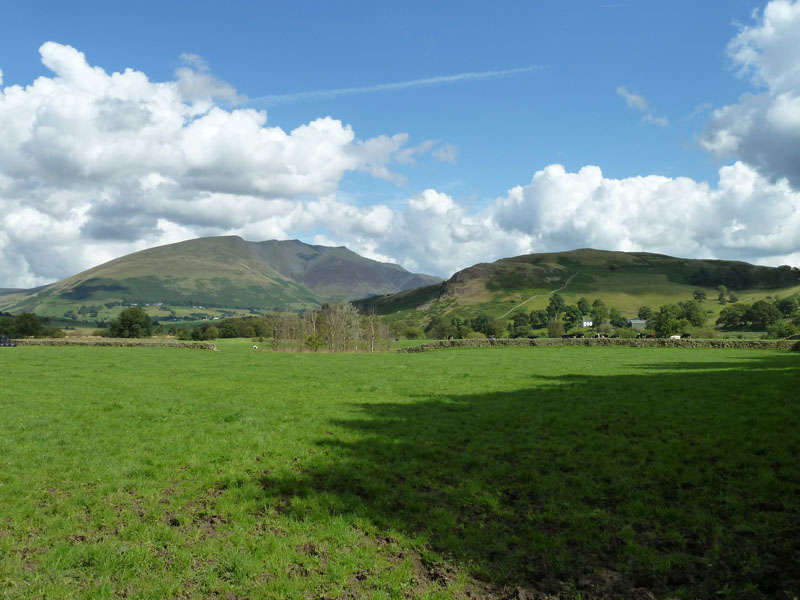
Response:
[638,301,707,338]
[513,294,630,338]
[0,312,65,338]
[421,294,633,341]
[688,264,800,290]
[100,303,390,352]
[716,295,799,337]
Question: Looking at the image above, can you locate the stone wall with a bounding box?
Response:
[398,338,800,353]
[14,338,217,351]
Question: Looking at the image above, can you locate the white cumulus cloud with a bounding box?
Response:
[491,162,799,265]
[0,43,440,287]
[3,11,800,292]
[312,162,800,278]
[702,0,800,186]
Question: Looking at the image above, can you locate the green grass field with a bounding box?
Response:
[1,343,799,599]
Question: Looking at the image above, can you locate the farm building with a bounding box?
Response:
[628,318,647,330]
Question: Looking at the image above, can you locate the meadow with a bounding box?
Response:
[1,343,798,599]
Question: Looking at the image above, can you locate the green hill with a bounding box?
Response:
[0,236,441,318]
[356,249,800,324]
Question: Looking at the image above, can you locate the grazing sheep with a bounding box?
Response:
[252,345,258,350]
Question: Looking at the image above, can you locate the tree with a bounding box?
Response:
[590,299,608,325]
[637,306,653,320]
[529,309,548,329]
[485,318,507,338]
[0,315,15,337]
[546,293,566,319]
[109,307,153,338]
[322,302,362,350]
[677,300,706,327]
[202,325,219,340]
[716,304,748,330]
[776,296,799,316]
[469,313,490,335]
[424,316,456,340]
[577,297,590,315]
[746,300,782,329]
[366,311,381,352]
[450,315,467,337]
[693,289,707,302]
[11,313,46,337]
[510,311,529,329]
[647,304,682,337]
[219,322,239,338]
[718,285,728,304]
[508,311,532,338]
[563,305,583,329]
[609,308,627,328]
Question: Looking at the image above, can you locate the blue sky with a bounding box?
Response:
[1,1,799,285]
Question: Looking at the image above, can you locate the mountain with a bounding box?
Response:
[247,239,441,300]
[355,248,800,321]
[0,236,441,315]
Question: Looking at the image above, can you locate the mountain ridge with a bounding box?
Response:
[0,236,442,315]
[354,248,800,321]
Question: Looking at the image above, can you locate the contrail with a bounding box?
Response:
[253,65,541,106]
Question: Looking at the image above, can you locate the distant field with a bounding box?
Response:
[1,344,798,598]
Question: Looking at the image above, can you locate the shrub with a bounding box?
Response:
[765,321,798,339]
[598,323,615,335]
[465,331,486,339]
[546,319,565,338]
[614,327,638,339]
[686,326,718,339]
[402,326,424,340]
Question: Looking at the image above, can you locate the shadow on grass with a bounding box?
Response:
[261,353,800,598]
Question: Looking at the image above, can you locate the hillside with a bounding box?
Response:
[249,239,440,300]
[356,248,800,323]
[0,236,441,317]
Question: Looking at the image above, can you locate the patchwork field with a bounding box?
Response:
[1,343,798,599]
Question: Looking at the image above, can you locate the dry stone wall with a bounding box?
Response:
[14,338,217,350]
[399,338,800,353]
